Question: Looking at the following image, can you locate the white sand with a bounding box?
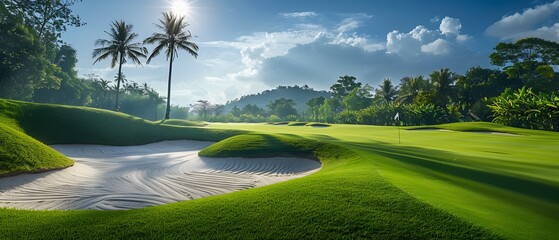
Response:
[0,140,320,210]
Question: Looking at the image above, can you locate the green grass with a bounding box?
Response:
[0,99,245,175]
[286,121,308,126]
[0,122,73,176]
[305,122,331,127]
[155,119,207,127]
[1,98,558,239]
[206,122,559,239]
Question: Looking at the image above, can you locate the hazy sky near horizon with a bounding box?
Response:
[63,0,559,106]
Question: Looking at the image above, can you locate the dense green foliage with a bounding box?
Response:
[490,87,559,131]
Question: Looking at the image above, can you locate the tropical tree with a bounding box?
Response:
[145,12,199,119]
[330,75,362,100]
[375,79,398,103]
[306,96,326,121]
[191,100,212,120]
[430,68,456,107]
[268,98,297,119]
[490,37,559,88]
[92,20,147,111]
[342,84,373,110]
[397,76,430,104]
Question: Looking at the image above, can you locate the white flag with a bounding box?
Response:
[394,112,399,121]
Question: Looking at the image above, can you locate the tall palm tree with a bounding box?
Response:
[144,12,199,119]
[397,76,429,104]
[430,68,456,107]
[375,79,398,103]
[92,21,147,111]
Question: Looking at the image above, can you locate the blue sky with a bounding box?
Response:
[63,0,559,106]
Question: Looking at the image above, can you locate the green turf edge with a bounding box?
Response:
[287,121,308,126]
[305,122,331,127]
[154,119,208,127]
[405,122,555,136]
[0,122,73,176]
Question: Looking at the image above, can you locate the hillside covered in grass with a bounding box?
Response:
[0,98,245,175]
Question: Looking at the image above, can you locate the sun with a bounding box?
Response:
[169,0,191,17]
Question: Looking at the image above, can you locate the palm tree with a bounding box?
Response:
[397,76,429,104]
[430,68,456,107]
[144,12,199,119]
[92,21,147,111]
[375,79,398,103]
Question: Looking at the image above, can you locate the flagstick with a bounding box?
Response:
[398,121,401,144]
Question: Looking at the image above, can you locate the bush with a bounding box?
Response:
[489,87,559,131]
[266,115,282,123]
[336,110,359,124]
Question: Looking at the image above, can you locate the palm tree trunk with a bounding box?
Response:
[115,54,124,111]
[165,51,174,119]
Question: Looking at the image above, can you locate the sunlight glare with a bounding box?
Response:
[170,0,191,17]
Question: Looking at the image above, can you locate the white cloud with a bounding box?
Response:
[336,13,372,33]
[440,16,461,35]
[421,38,452,55]
[337,18,361,32]
[486,0,559,40]
[280,11,318,19]
[386,30,423,56]
[439,16,470,42]
[386,17,470,57]
[410,25,436,42]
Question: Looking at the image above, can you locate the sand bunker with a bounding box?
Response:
[0,140,320,210]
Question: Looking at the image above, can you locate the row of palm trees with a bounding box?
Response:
[92,12,198,119]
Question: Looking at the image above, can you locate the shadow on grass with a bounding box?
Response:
[346,141,559,204]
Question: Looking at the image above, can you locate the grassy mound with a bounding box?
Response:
[406,122,545,135]
[305,122,331,127]
[286,121,308,126]
[0,98,246,175]
[0,122,73,176]
[156,119,207,127]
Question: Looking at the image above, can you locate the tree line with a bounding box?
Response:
[1,1,198,120]
[216,37,559,131]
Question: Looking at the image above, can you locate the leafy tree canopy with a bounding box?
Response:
[330,75,362,100]
[490,37,559,85]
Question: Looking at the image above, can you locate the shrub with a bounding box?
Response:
[489,87,559,131]
[266,115,282,123]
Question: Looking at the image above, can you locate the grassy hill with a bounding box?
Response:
[1,98,558,239]
[223,85,331,114]
[0,98,244,175]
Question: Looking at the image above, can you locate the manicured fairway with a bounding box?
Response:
[1,99,557,239]
[207,123,559,239]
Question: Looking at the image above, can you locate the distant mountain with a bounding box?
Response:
[224,85,331,114]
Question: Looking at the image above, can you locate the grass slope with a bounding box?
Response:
[0,99,245,175]
[0,133,498,239]
[207,122,559,239]
[0,100,73,176]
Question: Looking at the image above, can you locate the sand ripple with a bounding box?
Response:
[0,140,320,210]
